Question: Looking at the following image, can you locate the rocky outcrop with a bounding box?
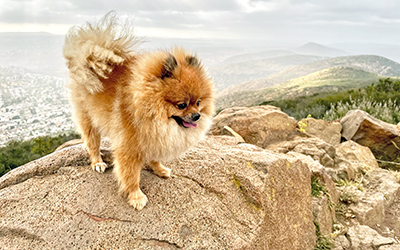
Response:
[2,106,400,250]
[341,109,400,164]
[211,106,400,249]
[0,136,316,250]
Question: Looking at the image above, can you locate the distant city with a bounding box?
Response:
[0,66,74,146]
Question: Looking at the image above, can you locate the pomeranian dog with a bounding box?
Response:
[63,13,214,210]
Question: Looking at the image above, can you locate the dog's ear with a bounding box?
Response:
[185,55,201,68]
[161,54,177,79]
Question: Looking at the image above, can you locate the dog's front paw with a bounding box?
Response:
[128,189,148,210]
[92,162,108,173]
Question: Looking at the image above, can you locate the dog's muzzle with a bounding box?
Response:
[172,113,201,128]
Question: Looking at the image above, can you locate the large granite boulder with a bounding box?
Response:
[210,105,299,148]
[0,136,316,250]
[341,110,400,164]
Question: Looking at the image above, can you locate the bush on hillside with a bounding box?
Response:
[0,132,80,177]
[261,78,400,123]
[323,97,400,123]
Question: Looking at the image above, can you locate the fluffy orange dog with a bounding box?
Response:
[63,13,214,210]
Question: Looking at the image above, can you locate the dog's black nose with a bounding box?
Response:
[192,113,201,121]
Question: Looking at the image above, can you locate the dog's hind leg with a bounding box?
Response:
[75,111,107,173]
[148,161,171,178]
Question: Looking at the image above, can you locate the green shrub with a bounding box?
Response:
[260,78,400,123]
[311,176,327,197]
[323,97,400,123]
[314,221,334,250]
[0,132,80,177]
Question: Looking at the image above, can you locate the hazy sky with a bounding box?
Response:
[0,0,399,45]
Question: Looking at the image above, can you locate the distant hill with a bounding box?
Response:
[220,49,296,64]
[210,54,325,91]
[220,55,400,95]
[294,42,347,57]
[217,66,386,110]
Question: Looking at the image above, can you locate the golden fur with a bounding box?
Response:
[63,13,214,210]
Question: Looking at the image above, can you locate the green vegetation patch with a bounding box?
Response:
[0,133,80,177]
[311,176,328,197]
[260,78,400,123]
[312,177,335,250]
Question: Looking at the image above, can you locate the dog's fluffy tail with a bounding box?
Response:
[63,12,136,94]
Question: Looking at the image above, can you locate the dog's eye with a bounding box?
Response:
[177,103,187,110]
[196,100,201,106]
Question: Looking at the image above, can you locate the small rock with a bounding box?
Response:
[347,225,395,250]
[335,140,378,181]
[348,169,400,227]
[332,234,350,250]
[312,196,336,235]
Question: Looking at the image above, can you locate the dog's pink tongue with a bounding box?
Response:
[182,121,198,128]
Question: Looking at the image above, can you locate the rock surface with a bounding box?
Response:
[298,117,342,146]
[268,136,336,170]
[210,105,299,148]
[289,152,339,204]
[312,196,335,236]
[341,109,400,163]
[344,225,396,250]
[348,169,400,228]
[334,140,379,181]
[0,136,316,250]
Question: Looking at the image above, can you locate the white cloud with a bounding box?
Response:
[0,22,71,34]
[0,0,399,44]
[235,0,282,13]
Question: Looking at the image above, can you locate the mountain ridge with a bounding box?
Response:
[219,54,400,96]
[211,54,326,91]
[217,66,387,110]
[220,49,296,64]
[294,42,347,57]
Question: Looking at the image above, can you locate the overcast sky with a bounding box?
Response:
[0,0,399,46]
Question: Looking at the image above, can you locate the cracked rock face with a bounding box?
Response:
[0,136,315,250]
